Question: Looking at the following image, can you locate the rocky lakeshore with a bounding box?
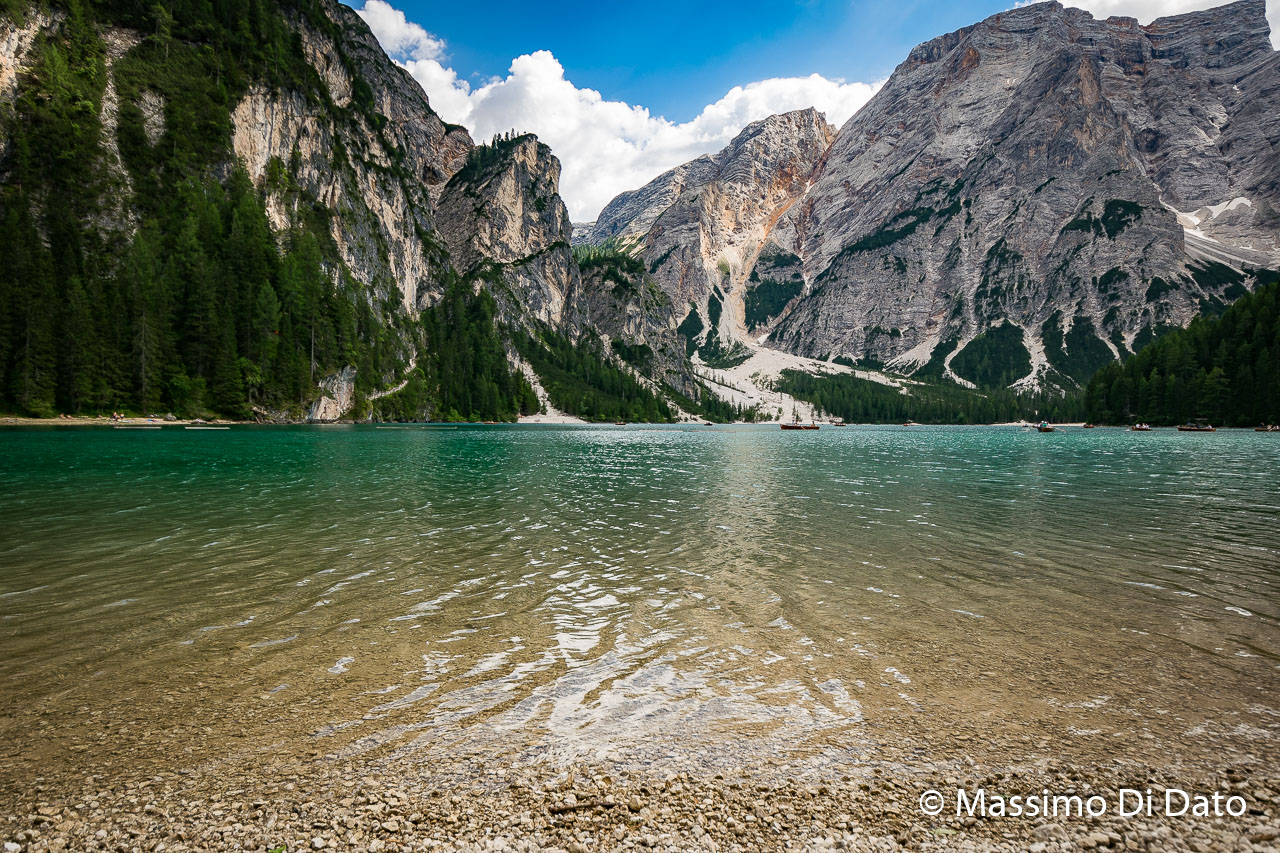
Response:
[4,749,1278,853]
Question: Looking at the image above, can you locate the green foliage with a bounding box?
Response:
[777,370,1081,425]
[1189,259,1246,291]
[834,206,933,256]
[911,335,960,382]
[647,246,676,274]
[1145,276,1177,302]
[696,290,751,368]
[1062,199,1144,240]
[514,328,674,422]
[573,243,644,296]
[0,0,529,422]
[1085,273,1280,426]
[821,181,965,272]
[1096,267,1129,294]
[1131,322,1177,352]
[0,157,414,417]
[950,323,1033,388]
[447,131,533,188]
[1100,200,1143,239]
[1041,313,1115,385]
[663,381,757,423]
[975,239,1025,317]
[744,276,803,329]
[610,339,653,373]
[676,304,703,356]
[408,280,538,422]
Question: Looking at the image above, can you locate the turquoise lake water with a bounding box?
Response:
[1,424,1277,782]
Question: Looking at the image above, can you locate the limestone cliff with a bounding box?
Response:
[228,0,472,317]
[583,109,836,368]
[0,0,591,421]
[436,134,577,326]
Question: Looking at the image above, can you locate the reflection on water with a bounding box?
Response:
[1,424,1277,781]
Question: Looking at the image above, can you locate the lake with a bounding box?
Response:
[1,424,1277,798]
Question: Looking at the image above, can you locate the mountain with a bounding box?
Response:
[586,0,1280,392]
[583,108,836,371]
[0,0,704,421]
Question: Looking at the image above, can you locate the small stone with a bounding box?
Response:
[311,838,326,850]
[628,795,644,812]
[1034,824,1068,842]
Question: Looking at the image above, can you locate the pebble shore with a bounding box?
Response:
[5,751,1277,852]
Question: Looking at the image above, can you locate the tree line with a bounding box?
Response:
[1085,275,1280,426]
[777,370,1085,424]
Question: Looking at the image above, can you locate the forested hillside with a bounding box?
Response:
[0,0,553,420]
[777,370,1084,425]
[1085,273,1280,426]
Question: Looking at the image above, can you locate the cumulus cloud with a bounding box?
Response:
[1048,0,1278,48]
[356,0,445,61]
[357,3,880,220]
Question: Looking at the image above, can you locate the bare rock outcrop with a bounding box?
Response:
[436,135,578,326]
[582,109,836,365]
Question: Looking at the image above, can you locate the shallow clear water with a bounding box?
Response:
[2,424,1277,783]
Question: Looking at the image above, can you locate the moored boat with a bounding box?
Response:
[780,422,805,430]
[1037,421,1055,432]
[802,423,820,430]
[1177,421,1216,432]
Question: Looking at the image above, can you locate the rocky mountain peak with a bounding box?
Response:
[437,133,577,325]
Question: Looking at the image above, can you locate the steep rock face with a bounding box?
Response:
[770,0,1280,386]
[584,109,836,363]
[0,0,588,420]
[571,256,694,395]
[436,135,577,326]
[230,0,472,316]
[584,155,721,248]
[0,10,52,106]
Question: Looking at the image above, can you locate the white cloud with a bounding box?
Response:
[1053,0,1278,49]
[358,4,880,220]
[355,0,445,61]
[404,51,881,219]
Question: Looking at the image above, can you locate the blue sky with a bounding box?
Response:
[389,0,1011,122]
[355,0,1280,219]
